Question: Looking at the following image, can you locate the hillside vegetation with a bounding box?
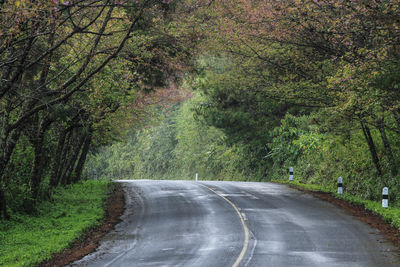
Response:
[88,1,400,208]
[88,87,400,207]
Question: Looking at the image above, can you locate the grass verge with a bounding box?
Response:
[273,179,400,230]
[0,180,113,267]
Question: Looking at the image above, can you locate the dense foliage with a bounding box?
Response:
[186,0,400,205]
[0,0,196,219]
[89,0,400,206]
[85,93,255,181]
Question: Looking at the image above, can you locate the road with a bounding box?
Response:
[71,180,400,266]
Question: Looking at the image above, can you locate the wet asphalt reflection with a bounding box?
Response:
[70,180,400,267]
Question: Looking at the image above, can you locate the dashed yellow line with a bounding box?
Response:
[198,183,249,267]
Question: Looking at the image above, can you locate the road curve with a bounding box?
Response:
[71,180,400,267]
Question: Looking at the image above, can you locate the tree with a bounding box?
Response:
[0,0,197,219]
[183,0,400,177]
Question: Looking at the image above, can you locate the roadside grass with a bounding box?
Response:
[274,180,400,230]
[0,180,113,267]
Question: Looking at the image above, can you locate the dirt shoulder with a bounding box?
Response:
[40,183,125,267]
[290,185,400,249]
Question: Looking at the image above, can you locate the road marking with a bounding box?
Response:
[198,183,250,267]
[241,191,260,200]
[244,232,257,267]
[161,247,175,251]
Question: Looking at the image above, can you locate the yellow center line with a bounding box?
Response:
[198,183,249,267]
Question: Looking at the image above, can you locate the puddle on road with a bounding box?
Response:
[102,234,136,241]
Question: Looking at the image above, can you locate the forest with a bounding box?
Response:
[88,0,400,205]
[1,0,400,220]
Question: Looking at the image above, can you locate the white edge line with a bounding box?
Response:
[244,231,257,267]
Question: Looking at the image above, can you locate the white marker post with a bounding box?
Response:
[337,177,343,195]
[289,167,293,181]
[382,187,388,208]
[195,173,198,182]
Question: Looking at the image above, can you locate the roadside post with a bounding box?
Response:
[92,169,97,180]
[337,177,343,195]
[289,167,293,181]
[195,173,198,182]
[382,187,388,208]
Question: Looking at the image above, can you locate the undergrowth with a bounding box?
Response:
[0,180,113,267]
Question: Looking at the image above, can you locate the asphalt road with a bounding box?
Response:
[71,180,400,267]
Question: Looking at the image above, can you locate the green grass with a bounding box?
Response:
[274,179,400,230]
[0,180,113,267]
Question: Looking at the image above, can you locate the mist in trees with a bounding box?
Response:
[85,92,262,181]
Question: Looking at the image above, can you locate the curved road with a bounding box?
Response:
[71,180,400,266]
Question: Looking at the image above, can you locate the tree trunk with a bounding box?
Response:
[29,116,53,200]
[64,134,86,185]
[0,99,19,180]
[0,185,9,220]
[360,120,382,176]
[73,132,93,183]
[28,24,56,196]
[377,117,397,176]
[59,131,75,185]
[0,98,41,185]
[0,128,21,220]
[0,97,23,219]
[50,129,68,187]
[0,128,22,178]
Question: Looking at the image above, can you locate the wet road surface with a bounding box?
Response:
[71,180,400,266]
